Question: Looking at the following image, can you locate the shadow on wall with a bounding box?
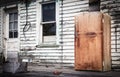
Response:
[108,1,120,70]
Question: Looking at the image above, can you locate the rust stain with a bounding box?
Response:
[75,12,103,71]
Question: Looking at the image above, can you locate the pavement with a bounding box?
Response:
[0,65,120,77]
[1,70,120,77]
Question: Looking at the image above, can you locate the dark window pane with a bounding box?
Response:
[89,0,100,11]
[9,22,13,30]
[9,13,14,22]
[14,21,18,30]
[43,23,56,36]
[42,2,55,22]
[9,12,18,38]
[9,31,13,38]
[14,13,18,20]
[14,31,18,38]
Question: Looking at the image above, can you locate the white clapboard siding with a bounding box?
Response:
[25,0,88,67]
[19,1,37,50]
[58,0,88,66]
[101,0,120,69]
[0,8,2,53]
[24,49,74,66]
[2,0,120,70]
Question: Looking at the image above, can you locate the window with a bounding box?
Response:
[9,12,18,38]
[42,2,55,22]
[89,0,100,11]
[41,2,56,44]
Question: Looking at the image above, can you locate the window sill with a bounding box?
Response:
[36,44,59,48]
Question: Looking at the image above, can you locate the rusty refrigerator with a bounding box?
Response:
[75,12,111,71]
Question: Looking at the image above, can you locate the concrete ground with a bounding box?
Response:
[0,65,120,77]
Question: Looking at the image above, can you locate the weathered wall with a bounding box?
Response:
[0,8,3,53]
[0,0,120,69]
[58,0,89,66]
[101,0,120,69]
[20,0,120,69]
[23,0,89,67]
[19,1,37,50]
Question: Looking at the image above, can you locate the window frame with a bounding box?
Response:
[4,8,18,39]
[41,2,56,37]
[36,0,59,47]
[9,12,18,38]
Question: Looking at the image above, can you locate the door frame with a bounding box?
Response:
[2,6,20,60]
